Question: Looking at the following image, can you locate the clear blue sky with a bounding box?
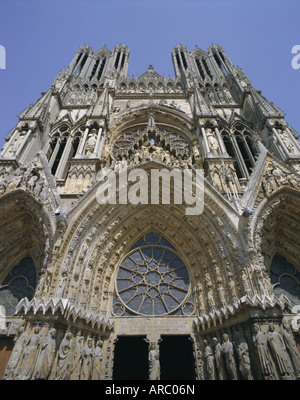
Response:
[0,0,299,147]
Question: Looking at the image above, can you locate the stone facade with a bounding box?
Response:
[0,43,300,380]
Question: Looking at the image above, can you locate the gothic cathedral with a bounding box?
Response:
[0,43,300,380]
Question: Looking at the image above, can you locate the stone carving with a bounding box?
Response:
[81,338,93,380]
[206,128,219,155]
[267,323,295,378]
[70,335,84,380]
[212,337,226,380]
[235,330,253,380]
[221,333,238,380]
[18,326,42,380]
[148,342,160,380]
[204,339,216,379]
[282,323,300,377]
[55,331,72,380]
[35,328,57,380]
[84,129,97,155]
[91,339,103,380]
[3,325,27,380]
[252,324,278,379]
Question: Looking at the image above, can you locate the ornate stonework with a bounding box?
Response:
[0,43,300,380]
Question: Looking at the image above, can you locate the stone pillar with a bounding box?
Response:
[15,129,32,158]
[272,127,290,158]
[214,127,227,155]
[94,126,103,157]
[77,126,90,156]
[55,136,73,179]
[200,125,210,156]
[1,128,19,156]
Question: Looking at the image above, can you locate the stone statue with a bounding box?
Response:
[91,339,103,380]
[252,324,277,379]
[212,337,226,380]
[148,342,160,380]
[3,325,27,379]
[18,325,41,380]
[206,128,219,155]
[235,330,253,380]
[84,130,97,155]
[221,333,238,380]
[204,339,216,380]
[282,324,300,377]
[69,335,84,380]
[35,328,57,380]
[81,338,93,380]
[55,331,72,380]
[267,323,295,378]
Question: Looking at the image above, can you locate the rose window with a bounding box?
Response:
[112,232,194,316]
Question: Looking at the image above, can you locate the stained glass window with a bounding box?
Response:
[270,254,300,308]
[112,232,194,316]
[0,257,37,316]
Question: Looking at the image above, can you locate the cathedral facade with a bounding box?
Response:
[0,43,300,380]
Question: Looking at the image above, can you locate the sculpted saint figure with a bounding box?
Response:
[221,333,238,380]
[3,325,27,379]
[91,340,103,380]
[18,326,41,380]
[235,331,253,380]
[204,339,216,380]
[81,338,93,380]
[35,328,57,380]
[70,336,84,380]
[55,331,72,380]
[148,342,160,380]
[282,324,300,377]
[252,324,277,379]
[212,337,226,380]
[267,323,294,378]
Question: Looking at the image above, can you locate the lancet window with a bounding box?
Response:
[221,125,259,179]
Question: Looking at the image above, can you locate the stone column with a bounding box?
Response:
[271,127,290,158]
[15,129,32,158]
[55,136,73,179]
[214,127,227,155]
[77,126,90,156]
[200,125,210,156]
[1,128,19,156]
[94,126,103,157]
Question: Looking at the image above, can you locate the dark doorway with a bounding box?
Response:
[113,336,148,380]
[0,338,14,380]
[160,335,196,380]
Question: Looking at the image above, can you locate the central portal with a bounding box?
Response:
[113,335,196,380]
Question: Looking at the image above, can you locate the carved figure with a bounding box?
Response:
[212,337,226,380]
[267,323,294,378]
[235,331,253,380]
[18,326,41,380]
[221,333,238,380]
[252,324,277,379]
[282,324,300,377]
[148,342,160,380]
[91,339,103,380]
[55,331,72,380]
[204,339,216,380]
[3,325,27,379]
[35,328,57,380]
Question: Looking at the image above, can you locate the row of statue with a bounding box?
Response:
[262,163,300,197]
[0,163,49,201]
[3,325,104,380]
[203,323,300,380]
